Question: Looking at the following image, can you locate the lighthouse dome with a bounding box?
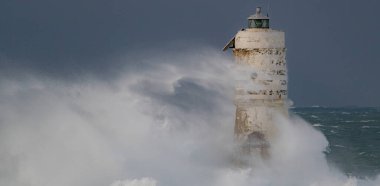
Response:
[248,7,270,29]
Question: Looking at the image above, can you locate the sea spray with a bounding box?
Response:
[0,48,378,186]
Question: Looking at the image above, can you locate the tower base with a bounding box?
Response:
[234,102,288,161]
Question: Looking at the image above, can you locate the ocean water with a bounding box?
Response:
[292,107,380,178]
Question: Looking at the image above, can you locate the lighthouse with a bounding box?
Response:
[223,7,288,157]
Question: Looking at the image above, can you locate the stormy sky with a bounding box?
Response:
[0,0,379,107]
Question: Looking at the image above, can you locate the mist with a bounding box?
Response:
[0,47,379,186]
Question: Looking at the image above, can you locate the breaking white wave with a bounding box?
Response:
[313,123,323,127]
[360,120,375,123]
[334,144,346,148]
[345,120,355,123]
[0,48,379,186]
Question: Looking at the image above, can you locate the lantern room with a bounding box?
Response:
[248,7,269,29]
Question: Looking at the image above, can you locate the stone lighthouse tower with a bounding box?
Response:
[223,7,288,156]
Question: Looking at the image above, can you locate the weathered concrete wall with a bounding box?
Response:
[235,29,284,49]
[233,28,288,155]
[234,48,287,101]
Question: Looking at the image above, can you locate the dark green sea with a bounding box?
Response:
[292,107,380,178]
